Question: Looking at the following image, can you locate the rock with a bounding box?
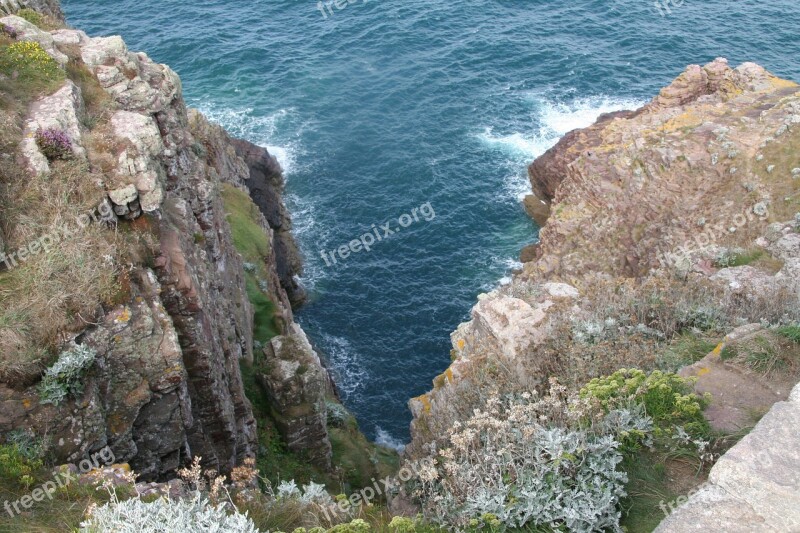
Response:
[110,110,165,212]
[0,0,63,20]
[20,80,85,175]
[519,242,540,263]
[523,194,551,226]
[258,324,333,469]
[232,138,306,307]
[542,282,579,299]
[452,294,548,361]
[108,184,138,206]
[655,386,800,531]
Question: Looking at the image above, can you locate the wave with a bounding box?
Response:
[374,426,406,452]
[478,94,646,202]
[317,333,368,398]
[191,102,298,175]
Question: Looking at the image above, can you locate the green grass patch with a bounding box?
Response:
[776,325,800,343]
[657,334,719,372]
[0,41,65,103]
[221,183,280,344]
[15,8,62,31]
[714,248,764,268]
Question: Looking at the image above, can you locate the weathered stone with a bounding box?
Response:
[19,80,85,175]
[258,324,332,469]
[108,184,138,206]
[0,0,62,20]
[231,137,306,307]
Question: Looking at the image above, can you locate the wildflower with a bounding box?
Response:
[35,127,73,161]
[1,24,18,39]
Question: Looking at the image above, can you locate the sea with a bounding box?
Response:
[63,0,800,449]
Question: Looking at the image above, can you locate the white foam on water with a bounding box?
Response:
[536,95,645,137]
[318,333,368,398]
[192,102,298,175]
[478,94,646,202]
[374,427,406,452]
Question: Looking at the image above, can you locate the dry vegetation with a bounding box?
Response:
[0,30,141,384]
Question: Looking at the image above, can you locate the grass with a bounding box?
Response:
[221,183,281,343]
[776,324,800,343]
[15,8,63,31]
[0,161,125,383]
[657,333,719,372]
[0,40,65,105]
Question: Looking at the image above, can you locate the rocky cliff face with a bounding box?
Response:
[407,59,800,465]
[0,0,61,19]
[0,4,332,479]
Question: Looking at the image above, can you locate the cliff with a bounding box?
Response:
[0,2,336,480]
[405,59,800,527]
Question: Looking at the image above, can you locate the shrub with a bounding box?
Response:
[35,127,73,160]
[6,428,48,462]
[580,369,709,438]
[38,344,96,405]
[0,442,42,489]
[80,493,260,533]
[0,41,62,83]
[16,8,45,27]
[411,383,639,532]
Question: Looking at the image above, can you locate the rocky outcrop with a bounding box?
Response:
[232,139,306,307]
[0,0,62,21]
[655,381,800,532]
[0,4,335,480]
[407,58,800,509]
[259,324,333,469]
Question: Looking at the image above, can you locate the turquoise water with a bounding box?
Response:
[64,0,800,447]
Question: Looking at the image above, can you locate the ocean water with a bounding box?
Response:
[63,0,800,448]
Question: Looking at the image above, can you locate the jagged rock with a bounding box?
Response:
[232,138,306,307]
[0,15,67,65]
[451,292,549,361]
[110,110,165,212]
[108,184,138,206]
[19,80,85,175]
[80,35,181,113]
[523,194,551,226]
[259,324,333,469]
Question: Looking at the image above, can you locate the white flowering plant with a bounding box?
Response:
[409,380,650,532]
[38,344,97,405]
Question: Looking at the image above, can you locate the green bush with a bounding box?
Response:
[411,385,639,532]
[580,369,709,438]
[16,8,45,27]
[0,442,42,489]
[39,345,97,405]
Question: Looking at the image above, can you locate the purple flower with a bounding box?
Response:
[1,24,18,39]
[35,127,73,161]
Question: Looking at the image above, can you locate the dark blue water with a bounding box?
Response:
[64,0,800,447]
